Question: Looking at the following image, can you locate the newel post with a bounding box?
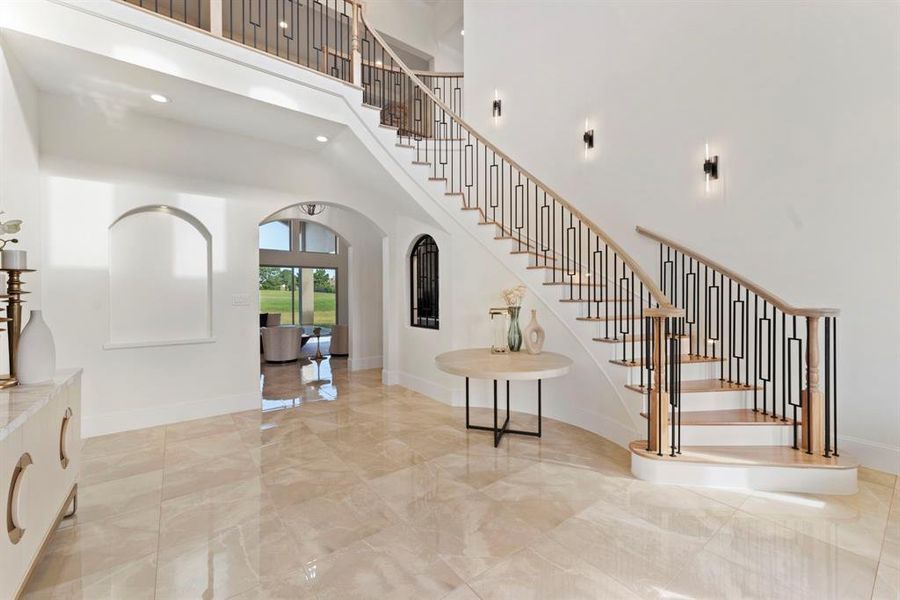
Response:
[645,306,682,454]
[802,316,825,454]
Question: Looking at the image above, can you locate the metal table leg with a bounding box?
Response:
[465,378,543,447]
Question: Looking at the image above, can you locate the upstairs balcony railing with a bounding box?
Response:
[121,0,463,105]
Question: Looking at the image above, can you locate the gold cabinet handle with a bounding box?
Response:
[7,453,32,544]
[60,407,73,469]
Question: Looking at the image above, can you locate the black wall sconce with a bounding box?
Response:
[704,143,718,193]
[492,98,502,118]
[583,129,594,150]
[703,156,718,180]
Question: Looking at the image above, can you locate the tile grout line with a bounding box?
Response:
[869,480,898,599]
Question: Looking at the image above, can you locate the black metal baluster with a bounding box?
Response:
[825,316,831,457]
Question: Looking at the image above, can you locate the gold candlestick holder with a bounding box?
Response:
[0,268,35,388]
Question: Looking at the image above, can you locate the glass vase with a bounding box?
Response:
[507,306,522,352]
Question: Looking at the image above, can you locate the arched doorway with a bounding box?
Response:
[256,203,384,411]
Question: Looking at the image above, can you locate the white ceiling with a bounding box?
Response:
[2,30,345,152]
[2,27,441,228]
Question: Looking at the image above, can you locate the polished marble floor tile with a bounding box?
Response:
[165,413,237,444]
[79,444,165,487]
[158,477,273,551]
[155,514,305,600]
[161,449,260,501]
[74,469,163,524]
[81,425,166,460]
[22,357,894,599]
[739,482,893,561]
[661,548,804,600]
[22,553,158,600]
[872,562,900,600]
[704,511,879,599]
[468,535,639,599]
[306,522,464,599]
[25,507,161,593]
[881,496,900,570]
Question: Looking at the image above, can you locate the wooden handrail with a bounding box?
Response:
[636,226,840,318]
[411,70,464,77]
[326,46,463,78]
[358,7,676,312]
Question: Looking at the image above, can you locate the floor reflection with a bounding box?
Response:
[260,336,346,411]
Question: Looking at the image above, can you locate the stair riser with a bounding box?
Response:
[620,361,721,382]
[672,424,794,446]
[634,390,753,411]
[630,452,857,495]
[596,339,691,357]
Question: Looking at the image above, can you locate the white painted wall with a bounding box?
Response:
[464,0,900,471]
[36,91,626,443]
[384,209,637,447]
[364,0,463,71]
[108,207,212,346]
[37,93,397,436]
[0,36,41,377]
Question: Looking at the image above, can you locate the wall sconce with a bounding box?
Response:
[583,129,594,150]
[703,142,718,193]
[492,90,502,118]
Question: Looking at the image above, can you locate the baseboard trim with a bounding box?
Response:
[82,391,261,438]
[838,435,900,475]
[348,355,383,371]
[390,370,455,404]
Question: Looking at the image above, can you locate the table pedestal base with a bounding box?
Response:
[465,377,542,447]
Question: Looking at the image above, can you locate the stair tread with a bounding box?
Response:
[593,334,689,344]
[625,378,756,394]
[611,354,722,367]
[559,298,630,304]
[577,315,641,322]
[511,251,557,260]
[638,409,794,426]
[629,440,855,469]
[543,281,605,288]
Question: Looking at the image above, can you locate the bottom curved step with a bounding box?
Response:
[629,440,858,495]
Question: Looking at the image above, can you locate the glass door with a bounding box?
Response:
[259,266,337,327]
[259,266,299,324]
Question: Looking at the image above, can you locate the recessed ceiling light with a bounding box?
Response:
[460,29,465,36]
[278,20,288,28]
[375,60,383,67]
[316,135,328,143]
[150,93,169,103]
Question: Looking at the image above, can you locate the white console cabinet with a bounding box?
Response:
[0,370,81,600]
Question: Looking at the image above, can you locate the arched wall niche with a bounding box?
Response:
[107,205,213,348]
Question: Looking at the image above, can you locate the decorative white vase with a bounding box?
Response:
[523,309,545,355]
[17,310,56,385]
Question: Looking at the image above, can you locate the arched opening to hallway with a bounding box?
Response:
[257,203,384,411]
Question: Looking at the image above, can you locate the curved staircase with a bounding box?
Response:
[118,0,857,494]
[353,9,855,494]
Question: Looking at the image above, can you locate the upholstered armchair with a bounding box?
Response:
[261,326,301,362]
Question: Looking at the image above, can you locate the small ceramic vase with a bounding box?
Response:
[17,310,56,385]
[523,309,545,355]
